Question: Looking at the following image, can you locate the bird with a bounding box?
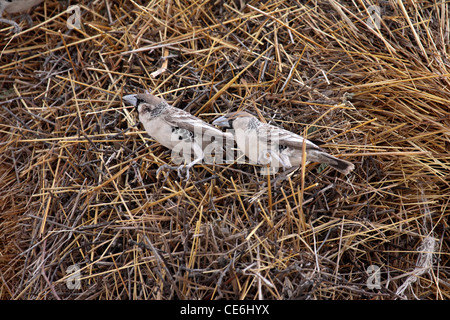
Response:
[123,93,234,179]
[212,111,355,175]
[0,0,44,32]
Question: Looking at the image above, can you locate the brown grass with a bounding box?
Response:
[0,0,449,300]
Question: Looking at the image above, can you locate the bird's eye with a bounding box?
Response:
[136,98,147,107]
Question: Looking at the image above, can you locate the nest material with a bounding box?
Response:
[0,0,449,300]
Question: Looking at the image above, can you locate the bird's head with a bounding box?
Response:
[122,93,165,116]
[212,111,255,130]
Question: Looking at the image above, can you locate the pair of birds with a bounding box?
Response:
[123,93,354,179]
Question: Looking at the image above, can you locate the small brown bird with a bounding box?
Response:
[213,111,355,175]
[123,93,233,179]
[0,0,44,32]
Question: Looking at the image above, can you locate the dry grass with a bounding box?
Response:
[0,0,449,300]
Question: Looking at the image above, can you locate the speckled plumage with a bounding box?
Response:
[213,111,355,175]
[123,93,233,179]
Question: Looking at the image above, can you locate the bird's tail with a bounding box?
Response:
[311,151,355,175]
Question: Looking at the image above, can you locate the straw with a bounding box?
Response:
[0,0,448,300]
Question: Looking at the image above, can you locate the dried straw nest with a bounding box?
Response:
[1,0,449,300]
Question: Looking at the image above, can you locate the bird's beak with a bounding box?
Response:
[122,94,138,107]
[212,116,230,128]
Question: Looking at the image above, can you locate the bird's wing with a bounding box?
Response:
[256,123,322,151]
[162,107,230,138]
